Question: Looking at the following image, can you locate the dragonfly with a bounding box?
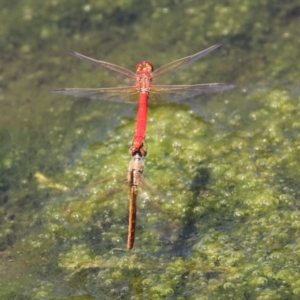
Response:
[127,152,144,249]
[52,44,236,249]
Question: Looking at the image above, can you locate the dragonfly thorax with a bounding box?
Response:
[136,62,153,92]
[136,63,153,92]
[136,74,152,92]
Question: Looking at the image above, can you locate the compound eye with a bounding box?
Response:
[136,63,143,72]
[144,62,154,72]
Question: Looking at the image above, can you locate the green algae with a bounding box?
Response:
[4,89,300,299]
[1,0,300,299]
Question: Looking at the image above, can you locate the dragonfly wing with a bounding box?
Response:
[152,44,223,79]
[51,86,139,104]
[150,83,236,104]
[69,51,136,80]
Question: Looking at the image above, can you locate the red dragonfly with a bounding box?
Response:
[52,44,236,249]
[52,44,235,155]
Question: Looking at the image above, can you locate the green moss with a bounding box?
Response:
[13,88,296,299]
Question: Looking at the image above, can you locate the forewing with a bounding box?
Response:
[51,86,139,104]
[149,83,236,104]
[152,44,223,79]
[68,51,136,81]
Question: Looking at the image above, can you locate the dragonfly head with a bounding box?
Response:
[136,61,154,73]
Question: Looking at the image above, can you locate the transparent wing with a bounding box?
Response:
[68,51,136,80]
[152,44,223,79]
[51,86,139,104]
[149,83,236,104]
